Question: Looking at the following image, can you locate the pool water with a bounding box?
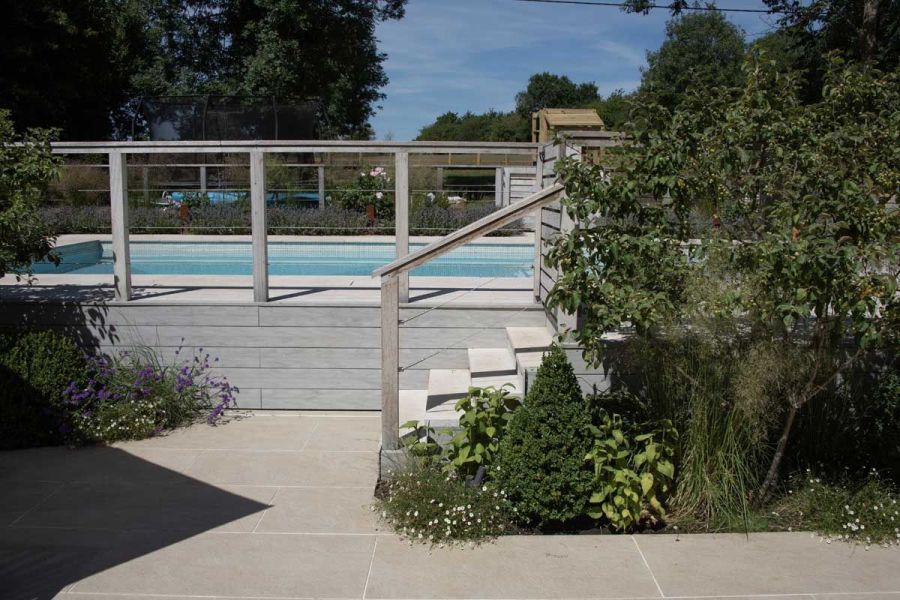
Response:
[32,240,534,278]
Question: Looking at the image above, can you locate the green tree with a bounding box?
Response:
[584,89,634,130]
[133,0,407,138]
[0,110,60,280]
[1,1,406,139]
[639,11,746,110]
[0,1,144,139]
[416,111,530,142]
[763,0,900,101]
[515,72,601,116]
[546,56,899,503]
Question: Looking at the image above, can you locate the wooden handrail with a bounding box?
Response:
[372,182,565,279]
[49,140,539,155]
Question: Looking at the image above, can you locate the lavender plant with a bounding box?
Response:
[41,204,520,236]
[63,344,237,443]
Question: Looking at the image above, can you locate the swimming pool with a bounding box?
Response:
[32,240,534,278]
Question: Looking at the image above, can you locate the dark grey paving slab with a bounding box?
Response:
[185,448,378,487]
[13,480,273,533]
[0,480,61,526]
[69,531,376,599]
[0,446,201,484]
[255,486,377,533]
[365,534,661,599]
[635,533,900,597]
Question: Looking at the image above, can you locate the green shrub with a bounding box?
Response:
[586,411,677,531]
[0,330,87,449]
[404,385,521,478]
[377,458,514,544]
[772,471,899,547]
[494,345,594,528]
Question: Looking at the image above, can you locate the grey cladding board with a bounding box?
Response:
[258,347,468,370]
[99,345,262,368]
[398,308,544,328]
[542,210,562,229]
[156,326,381,348]
[0,303,259,327]
[259,306,379,327]
[210,367,427,390]
[261,389,380,410]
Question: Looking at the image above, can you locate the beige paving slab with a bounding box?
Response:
[302,415,382,452]
[117,414,319,451]
[365,534,661,599]
[54,594,215,600]
[0,446,202,484]
[254,486,377,534]
[70,531,376,599]
[635,533,900,597]
[812,594,900,600]
[185,449,378,487]
[12,480,273,533]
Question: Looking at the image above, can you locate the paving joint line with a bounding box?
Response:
[7,480,66,528]
[362,536,379,599]
[631,535,665,598]
[251,487,280,533]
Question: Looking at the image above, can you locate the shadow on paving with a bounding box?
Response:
[0,446,269,600]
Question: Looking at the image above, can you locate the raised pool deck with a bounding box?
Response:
[2,411,898,600]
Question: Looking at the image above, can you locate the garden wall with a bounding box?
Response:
[0,301,546,410]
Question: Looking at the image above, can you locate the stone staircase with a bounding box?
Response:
[399,325,553,432]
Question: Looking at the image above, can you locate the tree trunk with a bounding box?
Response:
[757,402,798,506]
[862,0,878,62]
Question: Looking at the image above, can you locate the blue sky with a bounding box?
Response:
[371,0,779,140]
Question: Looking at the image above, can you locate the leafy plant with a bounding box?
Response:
[403,385,521,478]
[376,458,514,545]
[0,109,60,280]
[547,55,899,504]
[771,470,900,548]
[445,385,520,476]
[585,411,677,531]
[333,166,394,217]
[494,345,594,528]
[0,330,88,449]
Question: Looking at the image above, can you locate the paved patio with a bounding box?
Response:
[1,411,898,600]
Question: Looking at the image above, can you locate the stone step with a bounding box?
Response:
[467,347,516,378]
[471,373,526,397]
[423,368,470,426]
[506,326,553,375]
[399,389,428,437]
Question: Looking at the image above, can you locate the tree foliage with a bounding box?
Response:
[0,1,144,139]
[546,55,899,500]
[514,72,601,116]
[762,0,900,101]
[417,74,632,142]
[0,110,60,280]
[416,111,530,142]
[639,11,746,110]
[0,0,406,139]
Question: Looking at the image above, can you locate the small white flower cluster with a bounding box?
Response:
[378,469,513,545]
